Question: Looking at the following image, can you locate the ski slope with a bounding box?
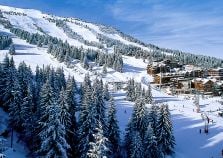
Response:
[0,4,223,158]
[1,27,223,158]
[0,5,152,52]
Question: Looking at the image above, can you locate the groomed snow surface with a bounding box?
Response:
[0,5,223,157]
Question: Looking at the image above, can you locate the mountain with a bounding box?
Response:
[0,4,222,68]
[0,5,152,51]
[0,5,223,158]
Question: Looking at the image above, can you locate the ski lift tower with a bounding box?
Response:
[203,113,209,133]
[194,91,200,113]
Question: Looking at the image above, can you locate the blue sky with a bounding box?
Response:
[0,0,223,59]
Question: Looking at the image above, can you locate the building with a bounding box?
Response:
[192,78,215,92]
[208,68,223,80]
[154,73,184,85]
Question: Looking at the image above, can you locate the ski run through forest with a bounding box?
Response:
[0,5,223,158]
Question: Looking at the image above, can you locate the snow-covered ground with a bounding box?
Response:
[1,31,223,157]
[0,5,153,52]
[0,109,28,158]
[1,5,223,158]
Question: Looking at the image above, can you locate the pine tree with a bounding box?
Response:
[130,131,144,158]
[106,97,120,156]
[65,76,78,157]
[126,79,135,101]
[131,97,148,138]
[38,101,70,158]
[78,78,97,158]
[17,61,33,98]
[0,55,10,109]
[103,83,110,101]
[36,79,70,157]
[134,83,142,101]
[9,44,15,55]
[92,79,107,132]
[83,54,89,69]
[125,97,148,157]
[156,104,175,156]
[2,57,19,111]
[145,83,153,104]
[58,88,71,129]
[8,81,22,131]
[87,121,108,158]
[144,125,162,158]
[20,84,35,148]
[147,104,158,136]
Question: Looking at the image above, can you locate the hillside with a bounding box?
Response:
[0,4,223,158]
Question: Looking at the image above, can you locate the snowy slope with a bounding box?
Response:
[0,108,27,158]
[0,4,223,158]
[0,5,152,52]
[1,28,223,157]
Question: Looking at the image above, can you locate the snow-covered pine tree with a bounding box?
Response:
[78,82,97,158]
[92,78,107,132]
[144,124,162,158]
[65,76,78,157]
[8,79,22,131]
[55,67,66,90]
[131,97,148,138]
[130,131,144,158]
[38,80,54,117]
[80,73,91,116]
[83,54,89,69]
[20,84,36,148]
[147,104,158,136]
[103,83,110,101]
[8,44,15,55]
[126,79,135,101]
[156,104,175,156]
[134,83,142,101]
[58,88,71,129]
[106,97,120,156]
[38,101,70,158]
[145,83,153,104]
[4,58,22,130]
[87,121,108,158]
[0,55,10,110]
[125,97,148,157]
[17,61,33,98]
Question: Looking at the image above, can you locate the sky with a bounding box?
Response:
[0,0,223,59]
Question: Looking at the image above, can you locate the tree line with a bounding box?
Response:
[0,34,12,50]
[125,79,175,158]
[0,55,121,157]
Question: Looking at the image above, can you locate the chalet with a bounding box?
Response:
[171,78,192,89]
[192,78,215,92]
[183,65,204,77]
[163,59,182,69]
[154,73,184,85]
[147,64,170,76]
[208,68,223,80]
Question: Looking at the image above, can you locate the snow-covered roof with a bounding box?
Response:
[193,78,217,84]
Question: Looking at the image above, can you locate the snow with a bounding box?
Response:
[0,5,223,158]
[67,22,99,42]
[2,28,223,157]
[0,108,27,158]
[3,14,42,34]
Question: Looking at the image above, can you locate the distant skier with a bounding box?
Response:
[199,129,201,134]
